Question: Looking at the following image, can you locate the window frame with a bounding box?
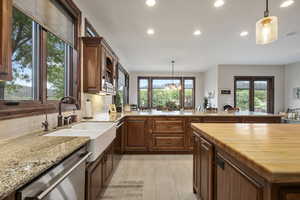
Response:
[234,76,274,113]
[137,76,196,110]
[183,77,196,110]
[0,0,81,120]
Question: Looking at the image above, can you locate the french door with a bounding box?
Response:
[234,76,274,113]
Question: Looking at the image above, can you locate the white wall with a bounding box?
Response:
[203,66,218,107]
[129,71,205,107]
[217,65,285,113]
[285,62,300,110]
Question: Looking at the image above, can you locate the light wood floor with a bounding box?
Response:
[100,155,197,200]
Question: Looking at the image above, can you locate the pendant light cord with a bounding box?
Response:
[264,0,269,17]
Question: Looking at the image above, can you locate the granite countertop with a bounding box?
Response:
[83,111,281,122]
[0,132,90,199]
[192,123,300,183]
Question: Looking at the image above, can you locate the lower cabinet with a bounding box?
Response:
[193,133,213,200]
[215,154,263,200]
[125,118,148,152]
[86,140,119,200]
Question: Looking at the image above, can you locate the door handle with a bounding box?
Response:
[216,156,225,170]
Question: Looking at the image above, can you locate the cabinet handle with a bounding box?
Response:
[216,156,225,170]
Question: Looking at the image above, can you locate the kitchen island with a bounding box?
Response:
[192,123,300,200]
[86,111,282,153]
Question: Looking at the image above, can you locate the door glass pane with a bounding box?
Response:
[236,81,250,111]
[0,8,34,100]
[47,32,66,100]
[139,79,148,108]
[254,81,268,113]
[184,79,194,108]
[152,79,180,109]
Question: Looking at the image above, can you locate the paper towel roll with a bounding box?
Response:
[84,99,93,119]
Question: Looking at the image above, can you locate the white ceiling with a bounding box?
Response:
[82,0,300,72]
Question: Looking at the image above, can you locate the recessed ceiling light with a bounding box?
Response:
[280,0,294,8]
[193,30,202,36]
[214,0,225,7]
[147,28,155,35]
[146,0,156,7]
[240,31,249,37]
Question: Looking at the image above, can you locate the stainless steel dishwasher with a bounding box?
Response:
[17,147,92,200]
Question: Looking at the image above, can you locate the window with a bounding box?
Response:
[0,8,35,100]
[0,0,81,120]
[115,64,129,106]
[152,78,181,109]
[234,76,274,113]
[46,32,67,100]
[137,77,196,110]
[138,78,149,108]
[183,78,195,109]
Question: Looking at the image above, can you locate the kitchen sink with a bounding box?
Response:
[45,122,116,162]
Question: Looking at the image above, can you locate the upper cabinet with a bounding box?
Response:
[0,0,12,81]
[82,37,118,95]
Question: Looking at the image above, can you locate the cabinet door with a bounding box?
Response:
[193,133,201,195]
[280,189,300,200]
[83,41,101,93]
[187,118,202,149]
[200,138,213,200]
[125,118,148,151]
[216,154,263,200]
[105,144,114,182]
[86,158,103,200]
[0,0,12,81]
[114,122,124,167]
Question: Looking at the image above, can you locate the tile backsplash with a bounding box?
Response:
[0,93,112,140]
[0,111,81,140]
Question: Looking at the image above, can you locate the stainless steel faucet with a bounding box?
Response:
[58,96,80,127]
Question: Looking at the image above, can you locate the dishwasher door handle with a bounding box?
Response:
[26,152,92,200]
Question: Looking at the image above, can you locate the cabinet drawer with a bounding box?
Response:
[203,117,241,123]
[152,118,185,133]
[152,136,185,150]
[242,117,281,123]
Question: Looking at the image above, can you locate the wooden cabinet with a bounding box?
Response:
[86,154,104,200]
[200,137,213,200]
[215,153,263,200]
[203,116,242,123]
[243,117,281,123]
[82,37,118,94]
[86,140,118,200]
[114,120,124,167]
[0,0,12,81]
[193,133,201,195]
[125,118,148,152]
[150,118,186,151]
[280,189,300,200]
[193,132,213,200]
[152,118,185,133]
[103,143,114,185]
[187,118,202,149]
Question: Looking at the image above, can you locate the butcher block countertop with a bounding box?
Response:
[191,123,300,183]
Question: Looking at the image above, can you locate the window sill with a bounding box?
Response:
[0,103,56,121]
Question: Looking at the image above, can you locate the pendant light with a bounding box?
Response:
[256,0,278,45]
[165,61,181,90]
